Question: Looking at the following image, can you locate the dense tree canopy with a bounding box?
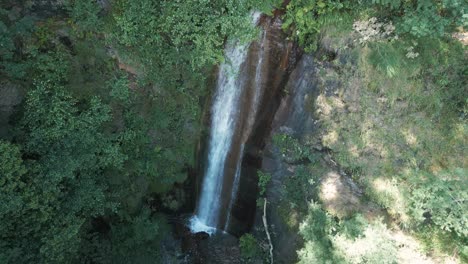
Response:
[0,0,466,263]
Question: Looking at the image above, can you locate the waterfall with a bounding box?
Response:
[189,13,261,235]
[223,29,267,231]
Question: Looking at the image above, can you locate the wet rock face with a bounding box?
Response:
[271,55,318,136]
[252,55,319,264]
[28,0,68,17]
[219,15,300,236]
[0,81,22,138]
[193,13,300,236]
[189,13,301,262]
[198,233,241,264]
[178,223,241,264]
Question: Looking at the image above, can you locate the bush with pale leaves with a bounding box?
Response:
[353,17,397,44]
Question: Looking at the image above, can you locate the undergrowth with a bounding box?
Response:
[277,4,467,261]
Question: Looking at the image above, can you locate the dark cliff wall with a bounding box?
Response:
[222,15,300,236]
[252,54,319,263]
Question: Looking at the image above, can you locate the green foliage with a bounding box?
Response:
[273,133,315,162]
[284,165,317,210]
[409,169,467,237]
[20,82,124,170]
[338,214,368,239]
[0,77,179,263]
[2,0,464,262]
[107,212,164,263]
[256,0,284,15]
[398,6,449,37]
[0,82,126,263]
[258,170,272,197]
[297,203,399,264]
[108,74,131,104]
[284,0,466,54]
[370,0,401,9]
[0,8,35,79]
[0,141,28,245]
[67,0,104,34]
[311,19,467,259]
[282,0,350,51]
[297,201,340,264]
[416,225,468,263]
[239,233,263,263]
[332,220,399,264]
[75,209,169,264]
[143,92,197,188]
[110,82,190,196]
[368,42,406,77]
[34,50,72,84]
[256,171,272,207]
[415,38,467,120]
[370,0,467,37]
[110,0,270,87]
[364,0,466,37]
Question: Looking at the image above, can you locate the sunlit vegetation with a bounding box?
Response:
[274,0,467,263]
[1,0,466,263]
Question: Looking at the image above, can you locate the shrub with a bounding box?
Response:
[258,170,272,197]
[409,169,467,237]
[239,233,262,262]
[332,220,398,264]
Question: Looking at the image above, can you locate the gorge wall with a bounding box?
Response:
[193,13,300,236]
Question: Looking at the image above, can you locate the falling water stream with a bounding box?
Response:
[189,13,261,234]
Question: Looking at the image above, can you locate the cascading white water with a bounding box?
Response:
[189,13,261,235]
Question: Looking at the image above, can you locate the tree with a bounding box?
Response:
[0,8,34,79]
[410,169,468,237]
[371,0,467,37]
[0,82,126,263]
[110,0,271,87]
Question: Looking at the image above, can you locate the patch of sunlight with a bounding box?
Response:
[316,94,332,116]
[372,177,409,223]
[361,123,389,158]
[323,130,339,146]
[392,230,435,264]
[377,97,388,104]
[334,217,443,264]
[320,171,361,218]
[453,122,467,141]
[348,144,360,158]
[373,177,392,192]
[402,128,418,146]
[429,164,444,174]
[297,241,323,264]
[386,65,397,77]
[402,166,413,175]
[329,96,345,109]
[321,172,339,200]
[287,210,300,229]
[333,221,398,263]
